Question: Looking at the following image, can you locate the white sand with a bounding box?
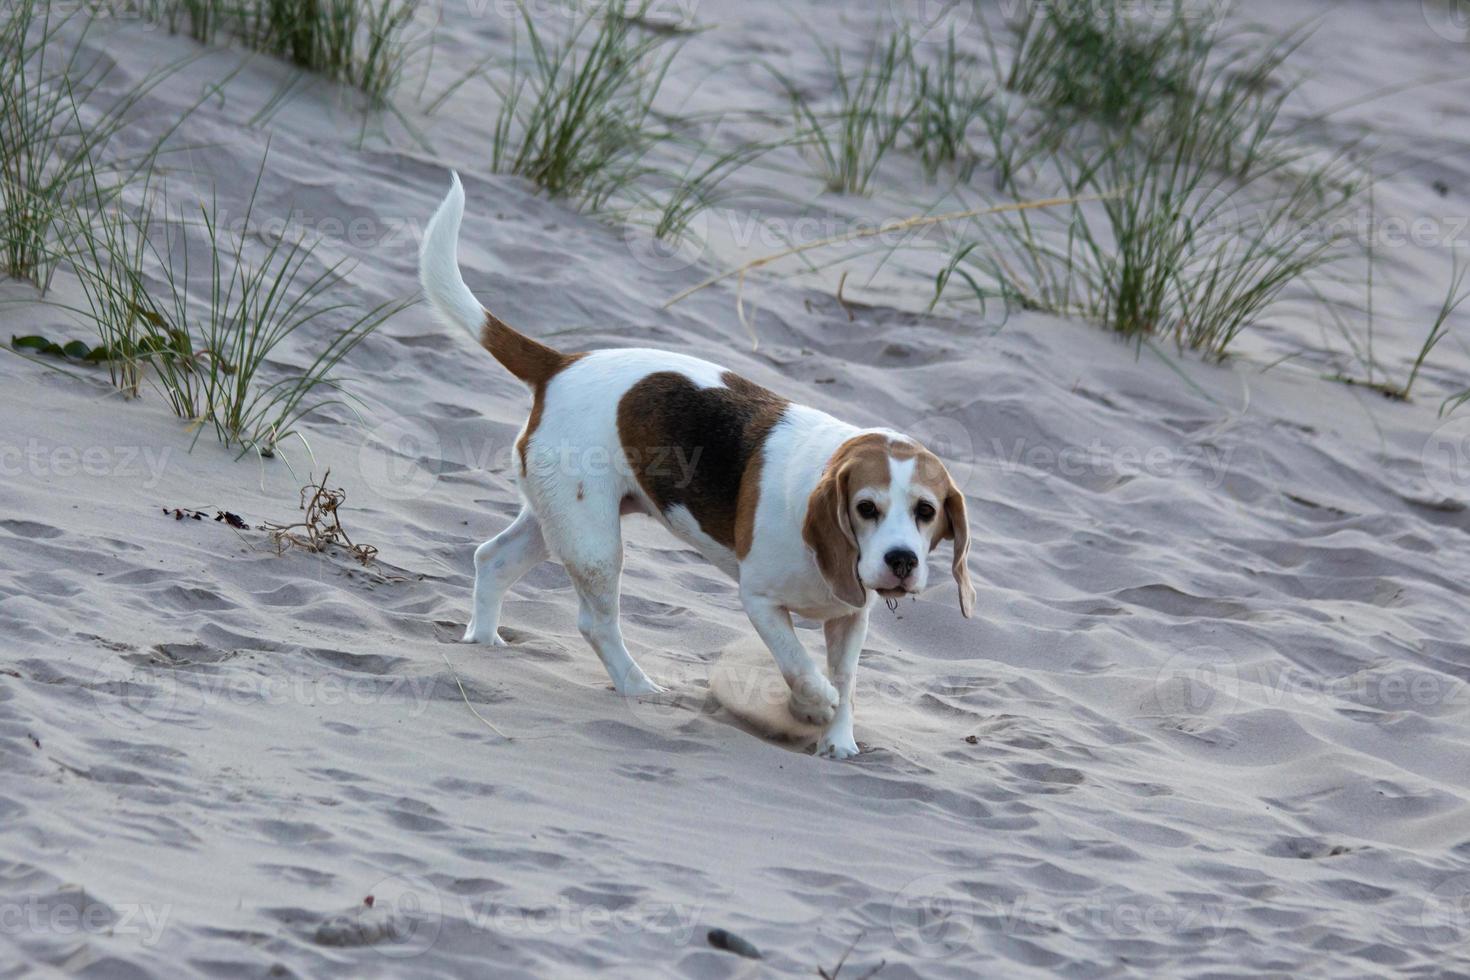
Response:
[2,1,1470,975]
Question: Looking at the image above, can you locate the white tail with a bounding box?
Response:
[419,172,485,338]
[417,172,569,386]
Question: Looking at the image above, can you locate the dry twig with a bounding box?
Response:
[259,469,378,566]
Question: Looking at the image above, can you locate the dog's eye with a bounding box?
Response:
[855,500,880,520]
[914,501,936,523]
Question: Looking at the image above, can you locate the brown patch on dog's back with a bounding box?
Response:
[733,448,765,559]
[617,371,787,553]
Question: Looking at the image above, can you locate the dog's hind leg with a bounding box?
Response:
[569,560,662,696]
[464,507,548,645]
[539,496,662,696]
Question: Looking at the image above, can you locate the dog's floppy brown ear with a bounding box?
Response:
[942,485,975,618]
[804,462,867,608]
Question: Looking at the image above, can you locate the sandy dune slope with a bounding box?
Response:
[2,0,1470,976]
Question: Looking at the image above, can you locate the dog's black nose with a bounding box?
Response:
[884,548,918,580]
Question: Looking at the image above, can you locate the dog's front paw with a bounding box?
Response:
[816,725,860,760]
[787,673,839,726]
[462,624,508,646]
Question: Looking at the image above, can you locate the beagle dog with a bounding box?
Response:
[419,174,974,759]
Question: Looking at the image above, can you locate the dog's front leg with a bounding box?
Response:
[741,594,839,726]
[817,611,867,759]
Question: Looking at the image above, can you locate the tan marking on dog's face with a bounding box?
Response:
[908,443,975,617]
[805,433,975,616]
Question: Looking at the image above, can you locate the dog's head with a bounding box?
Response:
[803,432,974,617]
